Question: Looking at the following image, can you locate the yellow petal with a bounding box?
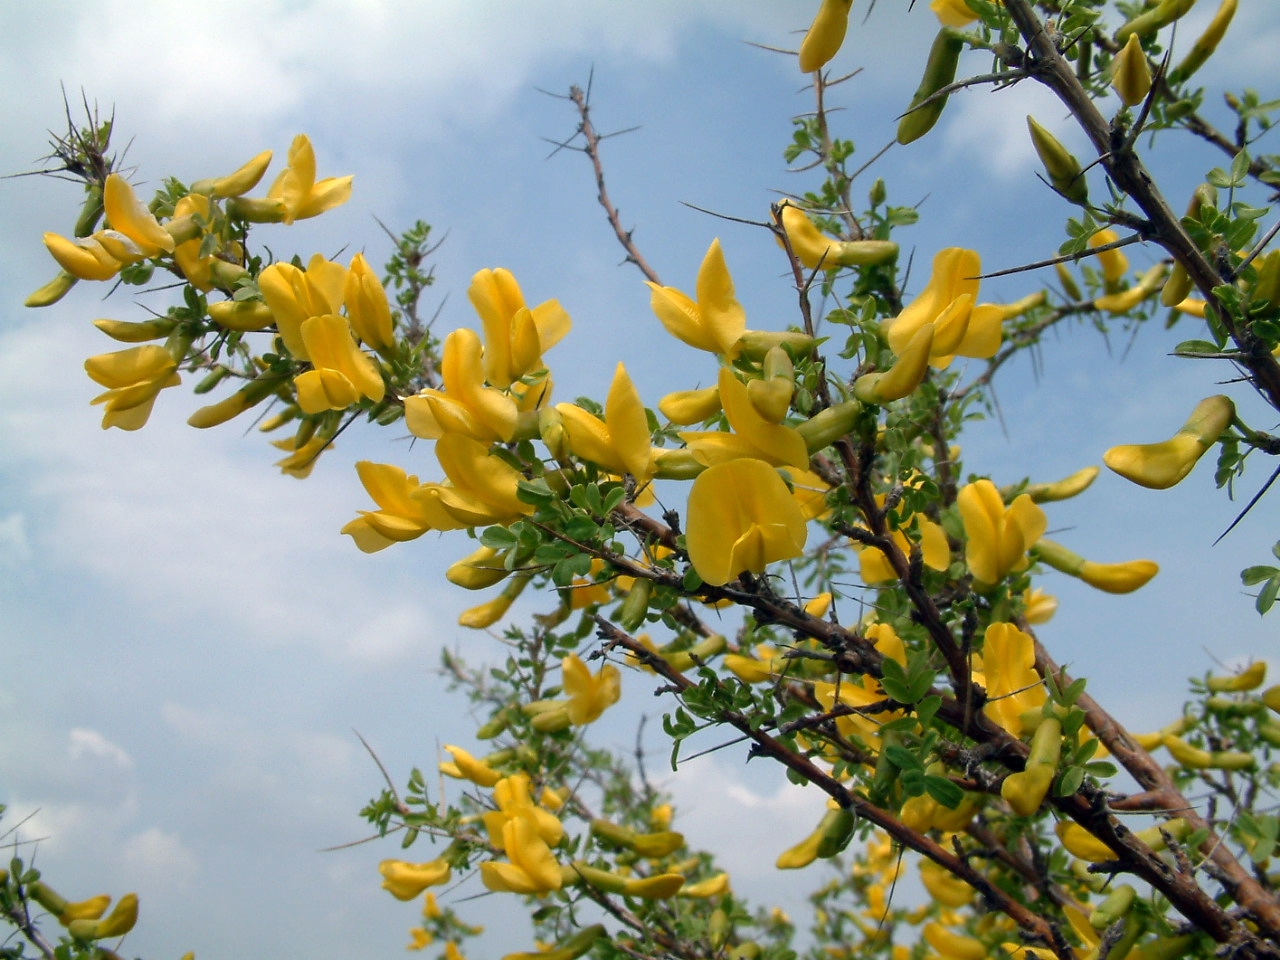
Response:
[103,174,174,255]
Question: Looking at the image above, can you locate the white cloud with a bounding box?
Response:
[0,513,30,566]
[68,728,135,769]
[121,827,199,889]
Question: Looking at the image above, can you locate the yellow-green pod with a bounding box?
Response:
[1027,117,1088,204]
[1171,0,1235,82]
[897,30,965,145]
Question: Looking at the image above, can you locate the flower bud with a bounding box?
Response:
[1027,117,1088,204]
[659,386,722,425]
[25,271,78,307]
[1104,395,1234,489]
[92,317,178,343]
[1022,465,1099,503]
[1111,34,1152,107]
[208,299,275,332]
[1171,0,1236,82]
[1206,661,1266,692]
[190,150,273,198]
[1115,0,1196,43]
[798,0,854,72]
[854,324,934,403]
[446,546,510,590]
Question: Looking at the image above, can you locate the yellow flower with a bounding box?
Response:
[647,239,745,357]
[424,433,534,528]
[685,458,808,586]
[272,433,331,479]
[266,134,353,224]
[42,232,123,281]
[190,149,273,198]
[681,872,730,898]
[293,314,386,414]
[681,367,809,469]
[883,248,991,365]
[404,329,519,443]
[480,817,563,895]
[293,317,381,414]
[659,386,722,425]
[956,479,1046,585]
[379,859,452,901]
[468,268,571,389]
[1022,587,1058,624]
[482,774,565,850]
[1111,33,1152,107]
[439,745,502,787]
[1033,538,1159,594]
[858,514,951,584]
[84,345,181,431]
[170,194,216,291]
[931,0,979,26]
[981,622,1046,736]
[103,174,175,258]
[341,461,450,552]
[1088,229,1129,285]
[258,255,349,360]
[798,0,854,72]
[555,363,655,481]
[563,654,621,725]
[1103,395,1234,489]
[58,895,111,924]
[407,927,434,951]
[345,253,395,350]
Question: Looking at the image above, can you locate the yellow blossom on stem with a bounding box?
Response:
[423,433,534,528]
[798,0,854,72]
[858,513,951,584]
[341,461,451,552]
[265,134,353,224]
[931,0,979,26]
[1103,395,1234,489]
[84,345,181,431]
[379,858,452,901]
[562,653,621,725]
[345,252,396,351]
[646,239,745,358]
[956,479,1047,586]
[468,268,571,389]
[439,745,502,787]
[67,894,138,941]
[981,622,1047,736]
[58,895,111,925]
[482,774,564,850]
[556,362,655,481]
[685,458,808,586]
[882,248,991,365]
[1111,33,1153,107]
[190,149,273,198]
[258,255,349,359]
[294,314,386,414]
[103,173,175,257]
[681,367,808,468]
[480,817,563,895]
[170,194,216,291]
[272,431,332,479]
[1022,587,1058,624]
[1032,538,1158,594]
[1088,229,1129,285]
[405,328,519,443]
[43,232,122,281]
[458,573,531,628]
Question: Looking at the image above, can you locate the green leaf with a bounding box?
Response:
[1173,339,1222,355]
[884,744,923,773]
[879,658,911,703]
[1241,565,1280,586]
[1257,575,1280,615]
[924,775,965,809]
[1056,765,1085,797]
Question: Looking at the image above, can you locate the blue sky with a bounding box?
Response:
[1,2,1278,958]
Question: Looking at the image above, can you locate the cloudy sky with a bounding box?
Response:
[1,2,1278,958]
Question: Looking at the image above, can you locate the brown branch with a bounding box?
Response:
[596,617,1070,958]
[1003,0,1280,415]
[560,84,662,285]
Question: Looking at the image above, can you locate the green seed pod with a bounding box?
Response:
[897,30,964,145]
[1090,884,1136,930]
[617,576,653,632]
